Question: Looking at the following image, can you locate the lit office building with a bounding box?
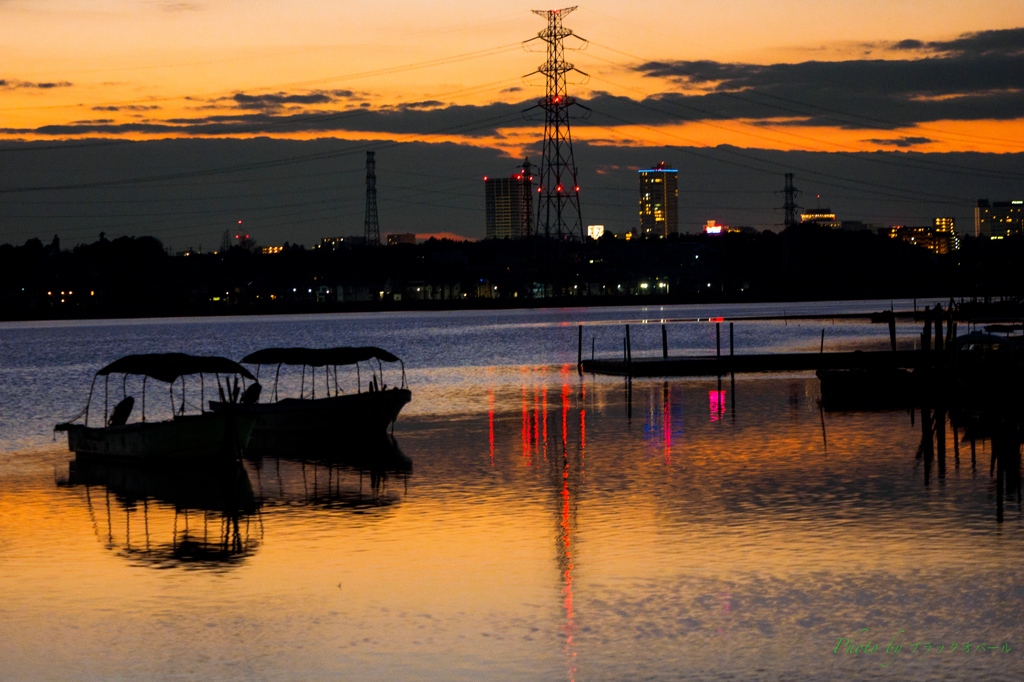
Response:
[975,200,1024,239]
[799,209,841,229]
[484,171,533,239]
[638,163,678,237]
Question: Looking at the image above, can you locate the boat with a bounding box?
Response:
[55,353,259,461]
[949,327,1024,402]
[816,367,914,410]
[211,346,411,456]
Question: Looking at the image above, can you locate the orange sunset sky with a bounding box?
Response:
[3,0,1024,155]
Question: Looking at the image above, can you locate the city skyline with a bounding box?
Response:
[2,3,1023,247]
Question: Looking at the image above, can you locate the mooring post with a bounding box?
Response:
[661,324,668,359]
[716,322,721,358]
[820,328,825,354]
[729,322,735,377]
[888,314,897,352]
[592,337,595,361]
[577,324,583,374]
[625,324,632,373]
[922,306,932,353]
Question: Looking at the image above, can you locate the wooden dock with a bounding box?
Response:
[581,350,927,377]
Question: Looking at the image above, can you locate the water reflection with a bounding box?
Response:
[914,404,1024,522]
[247,434,412,511]
[61,456,260,569]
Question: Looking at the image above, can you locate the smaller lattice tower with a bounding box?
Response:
[782,172,801,230]
[364,151,380,246]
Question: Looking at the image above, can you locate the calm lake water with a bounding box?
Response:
[1,301,1021,681]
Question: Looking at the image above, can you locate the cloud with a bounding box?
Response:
[223,89,361,111]
[6,28,1024,139]
[392,100,444,110]
[1,79,73,90]
[911,27,1024,56]
[631,27,1024,128]
[501,86,524,93]
[92,105,161,112]
[159,2,201,12]
[861,136,935,148]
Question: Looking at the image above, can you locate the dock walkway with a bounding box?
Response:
[581,350,926,377]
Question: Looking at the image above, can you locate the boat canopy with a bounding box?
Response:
[96,353,256,383]
[241,346,400,366]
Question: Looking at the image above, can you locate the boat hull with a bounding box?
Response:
[60,411,257,461]
[213,388,411,456]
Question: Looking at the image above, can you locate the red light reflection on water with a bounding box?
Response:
[561,382,570,448]
[560,451,577,681]
[522,387,530,464]
[542,386,548,461]
[664,387,671,466]
[710,390,726,421]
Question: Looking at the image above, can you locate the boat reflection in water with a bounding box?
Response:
[247,433,412,511]
[61,455,260,569]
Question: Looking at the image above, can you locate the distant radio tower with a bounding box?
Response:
[364,151,380,246]
[782,172,801,229]
[524,7,589,241]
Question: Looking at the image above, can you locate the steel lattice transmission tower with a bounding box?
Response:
[782,172,801,229]
[364,151,380,246]
[524,7,589,241]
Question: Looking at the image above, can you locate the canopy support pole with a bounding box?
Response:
[85,375,97,427]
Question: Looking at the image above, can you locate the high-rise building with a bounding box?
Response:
[800,209,841,229]
[975,200,1024,239]
[638,163,678,237]
[484,170,533,239]
[883,225,954,254]
[933,217,960,251]
[387,233,417,246]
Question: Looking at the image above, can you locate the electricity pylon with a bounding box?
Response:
[524,7,589,241]
[364,151,380,246]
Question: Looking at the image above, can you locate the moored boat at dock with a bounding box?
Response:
[55,354,259,461]
[212,346,411,456]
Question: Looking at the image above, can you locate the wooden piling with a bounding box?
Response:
[716,322,721,358]
[625,324,632,372]
[820,329,825,354]
[730,322,735,379]
[888,315,897,352]
[577,324,583,373]
[662,324,668,359]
